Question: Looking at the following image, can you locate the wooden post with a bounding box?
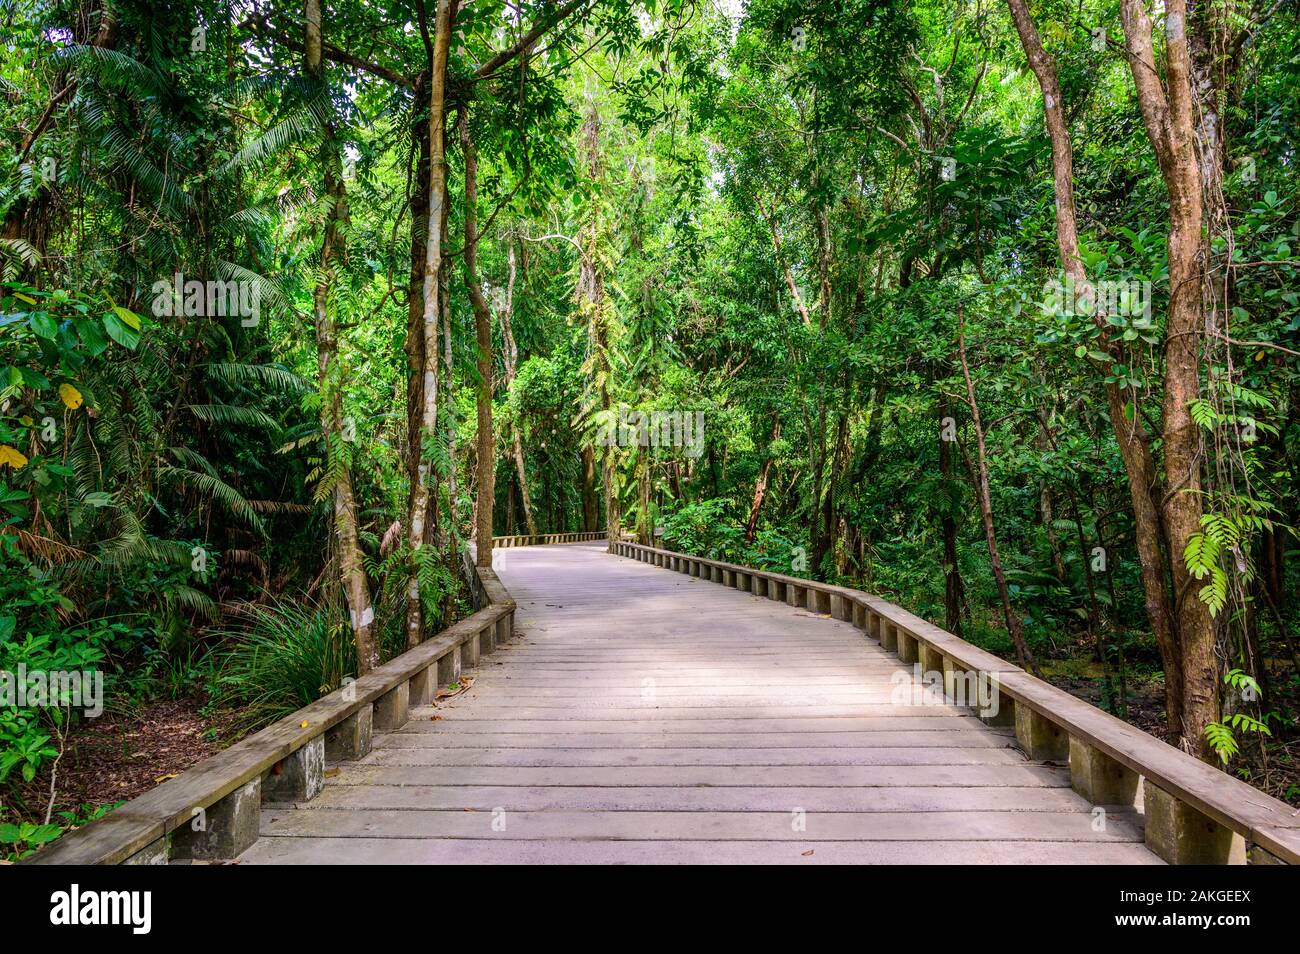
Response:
[897,629,918,664]
[374,681,410,732]
[263,736,325,802]
[410,665,434,706]
[1014,705,1068,761]
[461,630,481,668]
[1069,737,1139,806]
[918,641,945,678]
[880,621,898,652]
[977,671,1014,726]
[437,646,461,686]
[325,705,373,760]
[1143,780,1239,865]
[171,779,260,861]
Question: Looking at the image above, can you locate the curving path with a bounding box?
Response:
[240,543,1161,864]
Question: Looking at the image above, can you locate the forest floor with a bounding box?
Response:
[4,697,233,829]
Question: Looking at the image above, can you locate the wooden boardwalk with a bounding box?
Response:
[240,543,1161,864]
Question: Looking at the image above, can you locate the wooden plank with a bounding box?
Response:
[258,807,1145,842]
[373,730,1010,749]
[403,716,988,732]
[358,746,1029,767]
[238,836,1163,865]
[327,763,1072,788]
[302,784,1096,813]
[423,707,982,721]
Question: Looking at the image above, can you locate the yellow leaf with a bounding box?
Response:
[14,292,36,304]
[0,445,28,469]
[59,383,84,410]
[300,720,309,728]
[154,774,178,783]
[113,305,142,330]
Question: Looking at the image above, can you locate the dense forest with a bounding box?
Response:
[1,0,1298,857]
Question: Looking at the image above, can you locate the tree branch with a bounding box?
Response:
[244,14,413,88]
[474,0,591,79]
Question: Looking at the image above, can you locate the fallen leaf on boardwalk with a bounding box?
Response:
[154,774,178,783]
[436,676,475,699]
[300,720,309,728]
[324,768,340,778]
[801,850,814,857]
[429,715,442,721]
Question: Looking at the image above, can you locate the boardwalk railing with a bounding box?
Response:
[493,531,606,547]
[610,540,1299,866]
[25,556,518,865]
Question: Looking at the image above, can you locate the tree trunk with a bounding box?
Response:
[498,241,539,536]
[405,70,431,518]
[581,445,598,532]
[1005,0,1184,735]
[459,110,495,567]
[745,417,781,542]
[440,251,456,574]
[938,392,964,635]
[958,306,1037,673]
[635,446,651,545]
[578,96,617,536]
[305,0,378,673]
[1120,0,1216,759]
[404,0,456,649]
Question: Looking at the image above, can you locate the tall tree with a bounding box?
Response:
[460,109,496,566]
[405,0,456,648]
[1005,0,1186,739]
[1119,0,1216,757]
[305,0,377,673]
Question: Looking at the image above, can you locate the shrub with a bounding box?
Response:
[207,598,354,737]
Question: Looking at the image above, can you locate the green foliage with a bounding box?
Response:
[0,818,62,861]
[207,600,355,738]
[0,801,117,862]
[1205,670,1275,765]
